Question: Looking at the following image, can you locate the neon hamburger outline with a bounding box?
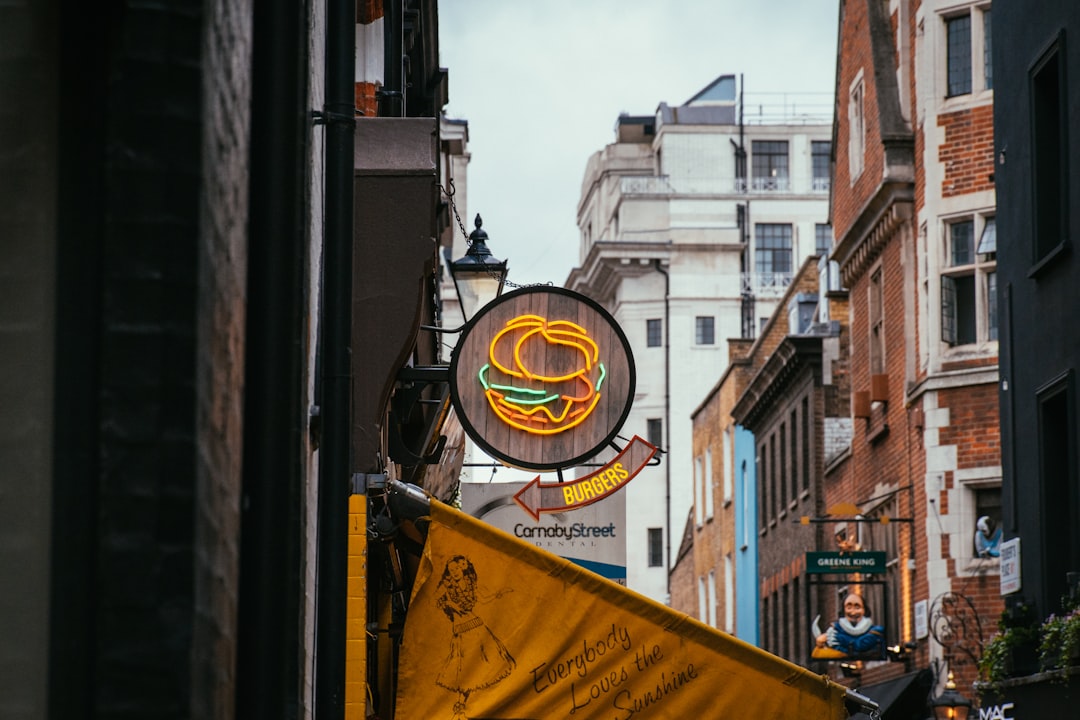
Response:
[478,314,607,435]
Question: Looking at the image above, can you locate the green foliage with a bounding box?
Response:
[979,626,1037,687]
[1037,593,1080,673]
[979,595,1080,688]
[978,603,1038,688]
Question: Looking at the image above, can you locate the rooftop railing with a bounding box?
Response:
[621,175,829,196]
[740,92,833,125]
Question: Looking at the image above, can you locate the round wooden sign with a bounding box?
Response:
[449,286,635,471]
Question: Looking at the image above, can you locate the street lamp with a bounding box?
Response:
[930,671,972,720]
[449,214,508,323]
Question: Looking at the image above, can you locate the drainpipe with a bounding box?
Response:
[235,0,309,716]
[315,0,355,715]
[380,0,404,117]
[655,259,671,595]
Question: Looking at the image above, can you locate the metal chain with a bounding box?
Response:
[440,179,551,291]
[443,178,471,249]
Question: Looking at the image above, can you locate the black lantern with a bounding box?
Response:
[930,672,972,720]
[449,214,508,323]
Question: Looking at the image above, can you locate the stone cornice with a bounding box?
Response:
[905,366,1000,404]
[733,335,824,432]
[834,184,914,287]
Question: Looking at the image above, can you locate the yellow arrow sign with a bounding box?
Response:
[512,436,657,521]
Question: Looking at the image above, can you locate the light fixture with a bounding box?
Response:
[449,214,508,323]
[839,660,861,678]
[930,671,972,720]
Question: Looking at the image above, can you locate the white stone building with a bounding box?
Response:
[565,74,833,602]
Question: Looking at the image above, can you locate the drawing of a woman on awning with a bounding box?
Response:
[434,555,516,720]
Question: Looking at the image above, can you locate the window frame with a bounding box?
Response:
[940,4,993,101]
[740,460,750,548]
[722,426,733,505]
[724,554,734,632]
[848,71,865,181]
[695,315,716,345]
[945,12,973,97]
[647,527,664,567]
[788,409,798,508]
[973,485,1003,557]
[812,141,831,192]
[751,140,790,191]
[704,448,714,520]
[754,223,794,276]
[758,442,768,533]
[960,475,1004,571]
[646,418,663,448]
[1030,31,1069,270]
[646,318,662,347]
[778,422,788,513]
[940,213,997,349]
[869,264,885,375]
[707,569,717,627]
[801,396,811,492]
[694,455,704,527]
[815,223,833,255]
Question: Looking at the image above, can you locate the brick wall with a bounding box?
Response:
[193,0,252,717]
[938,105,995,198]
[828,217,924,689]
[916,0,1003,689]
[937,384,1000,470]
[912,0,926,217]
[91,4,207,716]
[734,259,838,663]
[687,355,745,630]
[668,535,697,616]
[831,0,888,244]
[688,382,721,622]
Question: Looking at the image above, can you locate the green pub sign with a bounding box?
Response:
[806,551,887,574]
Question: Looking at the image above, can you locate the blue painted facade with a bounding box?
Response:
[733,424,759,645]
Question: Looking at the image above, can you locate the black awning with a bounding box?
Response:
[848,669,933,719]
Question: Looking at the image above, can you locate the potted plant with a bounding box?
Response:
[1037,595,1080,672]
[978,603,1039,688]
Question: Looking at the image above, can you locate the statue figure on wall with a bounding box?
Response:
[974,515,1002,558]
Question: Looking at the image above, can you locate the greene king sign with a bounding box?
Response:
[806,551,887,574]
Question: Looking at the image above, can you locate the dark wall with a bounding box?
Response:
[31,1,313,718]
[50,3,204,718]
[0,0,64,715]
[994,2,1080,619]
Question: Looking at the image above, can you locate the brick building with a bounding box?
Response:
[827,0,1003,709]
[731,256,852,665]
[683,336,753,636]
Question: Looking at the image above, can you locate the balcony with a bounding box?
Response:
[733,177,796,193]
[742,271,793,298]
[621,174,830,196]
[620,175,674,195]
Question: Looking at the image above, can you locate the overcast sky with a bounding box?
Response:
[438,0,840,287]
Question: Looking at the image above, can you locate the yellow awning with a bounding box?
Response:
[395,499,849,719]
